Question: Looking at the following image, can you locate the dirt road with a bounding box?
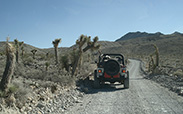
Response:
[66,60,183,114]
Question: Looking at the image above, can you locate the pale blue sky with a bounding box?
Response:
[0,0,183,48]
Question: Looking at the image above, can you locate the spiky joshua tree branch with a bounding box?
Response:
[72,35,100,76]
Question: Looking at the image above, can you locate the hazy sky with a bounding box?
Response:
[0,0,183,48]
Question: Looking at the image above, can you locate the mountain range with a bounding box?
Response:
[115,31,183,42]
[0,31,183,57]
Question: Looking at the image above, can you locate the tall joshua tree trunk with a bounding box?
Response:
[72,35,86,76]
[14,39,24,63]
[21,46,24,57]
[52,39,61,64]
[14,39,19,63]
[54,46,58,64]
[153,44,159,67]
[0,42,15,92]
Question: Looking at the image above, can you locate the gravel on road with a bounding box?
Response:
[66,60,183,114]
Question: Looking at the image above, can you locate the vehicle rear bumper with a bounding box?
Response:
[98,74,126,83]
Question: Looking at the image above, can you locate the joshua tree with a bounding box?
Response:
[83,36,100,64]
[52,38,61,64]
[148,44,160,74]
[72,35,87,76]
[46,52,49,60]
[21,46,24,57]
[14,39,18,63]
[149,54,155,72]
[72,35,100,76]
[19,41,24,59]
[83,36,100,52]
[31,49,37,59]
[45,62,50,71]
[0,40,15,92]
[14,39,24,63]
[77,35,88,68]
[153,44,159,67]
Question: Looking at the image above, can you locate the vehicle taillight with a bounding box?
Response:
[122,69,126,73]
[98,69,102,73]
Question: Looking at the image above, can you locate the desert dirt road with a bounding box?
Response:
[66,60,183,114]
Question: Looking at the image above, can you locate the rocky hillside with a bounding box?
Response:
[103,31,183,56]
[102,31,183,74]
[0,39,97,113]
[115,31,182,41]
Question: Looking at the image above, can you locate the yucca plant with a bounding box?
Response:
[72,35,87,76]
[148,44,160,74]
[31,49,37,59]
[83,36,100,52]
[52,38,61,64]
[0,39,15,92]
[46,52,49,60]
[72,35,100,76]
[14,39,19,63]
[45,62,50,71]
[153,44,159,67]
[21,46,24,57]
[14,39,24,63]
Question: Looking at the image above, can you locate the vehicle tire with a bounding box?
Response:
[104,59,120,76]
[124,71,129,89]
[94,70,100,88]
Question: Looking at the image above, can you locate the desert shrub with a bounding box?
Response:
[0,50,6,56]
[60,54,69,72]
[22,53,29,59]
[15,87,30,109]
[0,90,6,97]
[43,73,74,86]
[37,53,46,60]
[8,84,19,94]
[22,56,34,65]
[45,62,50,71]
[46,53,54,61]
[26,69,44,80]
[0,52,3,56]
[10,80,31,108]
[0,84,19,98]
[70,49,79,67]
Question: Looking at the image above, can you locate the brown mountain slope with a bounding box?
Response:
[1,32,182,59]
[101,33,183,56]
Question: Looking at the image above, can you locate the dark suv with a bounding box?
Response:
[94,54,129,88]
